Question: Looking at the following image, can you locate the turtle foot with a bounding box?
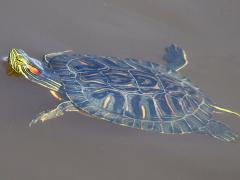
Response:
[163,44,188,71]
[29,109,64,127]
[28,101,75,127]
[200,120,239,142]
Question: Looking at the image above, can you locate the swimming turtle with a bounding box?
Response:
[6,44,240,142]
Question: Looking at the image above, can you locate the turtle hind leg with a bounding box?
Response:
[163,44,188,71]
[29,101,76,127]
[199,120,239,142]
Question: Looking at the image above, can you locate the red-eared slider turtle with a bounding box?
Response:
[6,44,240,142]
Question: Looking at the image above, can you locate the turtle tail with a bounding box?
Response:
[210,105,240,118]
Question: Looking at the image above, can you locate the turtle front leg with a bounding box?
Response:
[29,101,77,127]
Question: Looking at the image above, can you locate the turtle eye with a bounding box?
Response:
[28,64,41,75]
[16,57,24,64]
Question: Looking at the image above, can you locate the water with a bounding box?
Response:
[0,0,240,179]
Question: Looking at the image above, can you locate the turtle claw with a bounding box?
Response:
[29,119,41,127]
[29,111,52,127]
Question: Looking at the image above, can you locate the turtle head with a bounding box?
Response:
[7,49,61,91]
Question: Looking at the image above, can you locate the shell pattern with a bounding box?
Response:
[46,52,214,134]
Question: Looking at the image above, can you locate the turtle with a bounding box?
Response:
[6,44,240,142]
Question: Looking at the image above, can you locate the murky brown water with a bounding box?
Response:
[0,0,240,179]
